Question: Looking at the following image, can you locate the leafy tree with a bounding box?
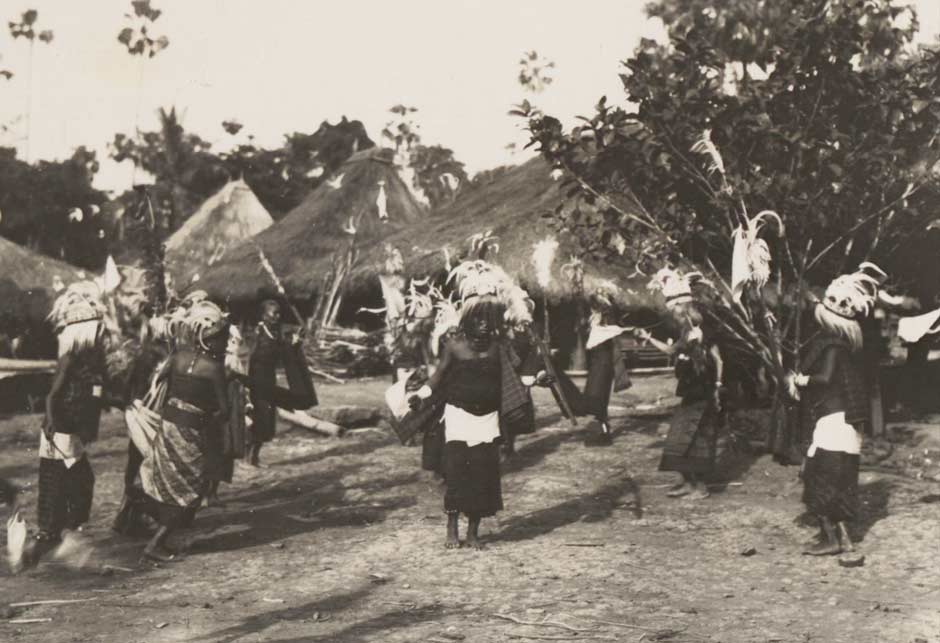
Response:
[381,105,465,208]
[221,117,375,216]
[518,50,555,93]
[408,144,468,209]
[520,0,940,451]
[0,146,107,269]
[110,107,225,233]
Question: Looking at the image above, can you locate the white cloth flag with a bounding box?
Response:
[897,308,940,344]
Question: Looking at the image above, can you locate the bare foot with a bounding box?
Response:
[465,535,485,550]
[687,488,710,500]
[142,545,178,563]
[205,494,225,508]
[444,514,460,549]
[667,483,693,498]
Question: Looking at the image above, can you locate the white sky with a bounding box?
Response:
[0,0,937,194]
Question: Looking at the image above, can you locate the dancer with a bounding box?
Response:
[205,324,249,506]
[24,283,109,566]
[552,286,632,445]
[410,262,534,549]
[788,269,875,556]
[134,301,231,561]
[638,269,724,500]
[246,299,315,466]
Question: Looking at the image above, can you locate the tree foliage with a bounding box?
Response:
[0,146,108,269]
[522,0,939,297]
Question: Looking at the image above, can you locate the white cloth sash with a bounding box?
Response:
[807,411,861,457]
[443,404,500,447]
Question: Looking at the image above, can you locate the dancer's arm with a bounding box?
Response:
[794,347,838,387]
[43,354,72,438]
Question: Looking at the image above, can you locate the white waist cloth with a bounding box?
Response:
[38,432,85,468]
[808,412,861,457]
[443,404,500,447]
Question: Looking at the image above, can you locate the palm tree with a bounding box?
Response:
[8,9,53,162]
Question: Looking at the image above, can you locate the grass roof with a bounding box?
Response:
[346,157,659,309]
[165,179,274,288]
[195,147,426,303]
[0,236,84,321]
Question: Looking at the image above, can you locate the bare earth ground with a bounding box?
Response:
[0,374,938,643]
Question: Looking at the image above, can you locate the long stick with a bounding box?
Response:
[527,327,577,427]
[254,243,306,328]
[10,598,96,608]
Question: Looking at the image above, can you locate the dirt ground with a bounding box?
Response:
[0,374,938,643]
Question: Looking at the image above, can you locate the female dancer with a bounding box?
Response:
[136,301,230,561]
[25,284,110,565]
[638,270,724,500]
[411,264,534,549]
[789,270,874,556]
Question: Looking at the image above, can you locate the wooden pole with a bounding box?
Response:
[527,327,577,427]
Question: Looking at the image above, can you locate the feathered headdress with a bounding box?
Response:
[186,300,229,349]
[48,281,107,332]
[447,260,534,327]
[821,263,885,320]
[730,210,782,303]
[647,268,710,307]
[448,260,503,301]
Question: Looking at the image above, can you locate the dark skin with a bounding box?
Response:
[415,331,499,550]
[797,343,856,556]
[143,332,230,563]
[247,302,302,467]
[636,321,724,500]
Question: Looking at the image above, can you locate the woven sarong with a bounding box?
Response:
[139,398,209,508]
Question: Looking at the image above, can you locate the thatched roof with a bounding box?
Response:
[165,179,274,288]
[0,236,83,322]
[195,147,426,303]
[346,157,659,309]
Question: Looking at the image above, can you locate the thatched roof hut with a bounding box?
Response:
[165,179,274,289]
[346,157,659,310]
[195,147,426,305]
[0,236,83,323]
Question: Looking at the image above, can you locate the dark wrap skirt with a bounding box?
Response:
[802,448,860,522]
[658,399,722,476]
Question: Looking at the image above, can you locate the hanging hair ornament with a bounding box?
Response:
[48,281,107,331]
[186,300,228,350]
[730,210,782,303]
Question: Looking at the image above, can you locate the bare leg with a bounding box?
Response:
[836,522,855,553]
[466,515,484,550]
[804,516,842,556]
[597,419,613,445]
[206,481,223,507]
[143,525,177,562]
[687,474,710,500]
[667,473,695,497]
[444,513,460,549]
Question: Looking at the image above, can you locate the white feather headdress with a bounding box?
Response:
[647,268,710,307]
[821,263,886,320]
